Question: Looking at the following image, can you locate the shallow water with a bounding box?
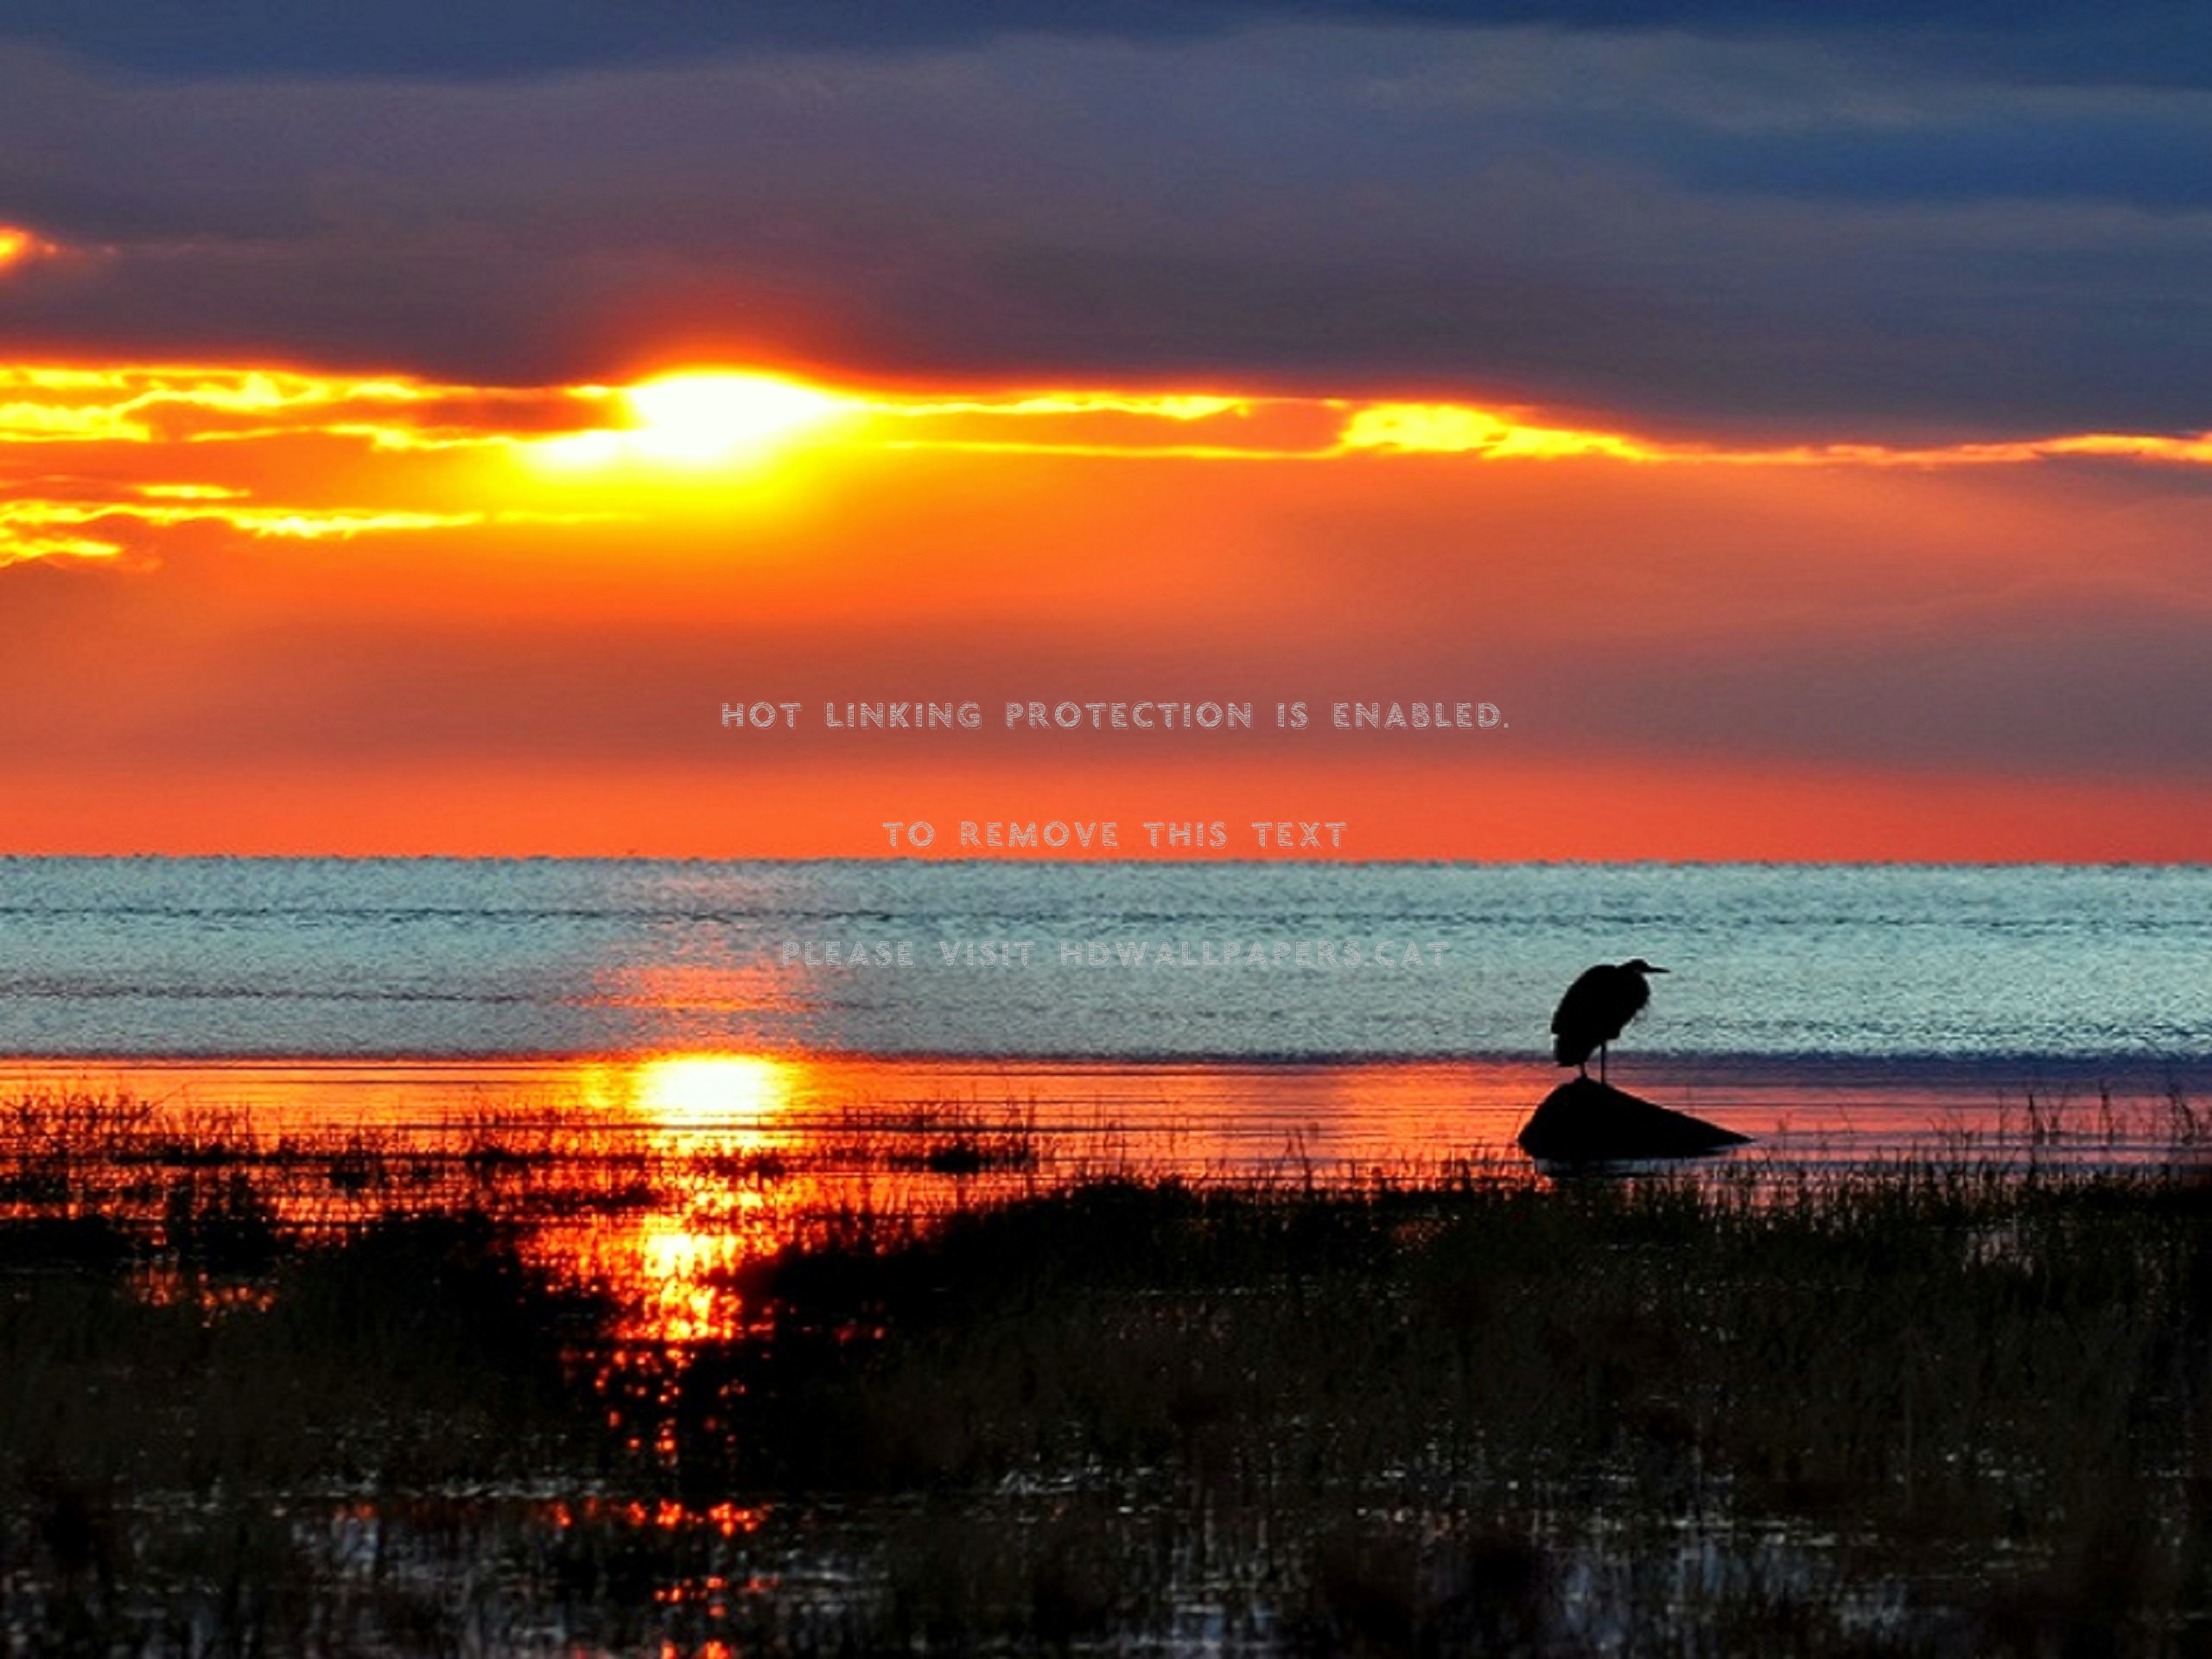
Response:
[0,1052,2202,1178]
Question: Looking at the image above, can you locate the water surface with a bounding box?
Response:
[3,858,2206,1171]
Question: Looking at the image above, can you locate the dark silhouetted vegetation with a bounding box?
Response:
[3,1091,2210,1652]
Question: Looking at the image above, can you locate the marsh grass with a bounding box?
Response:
[3,1090,2211,1653]
[702,1163,2212,1652]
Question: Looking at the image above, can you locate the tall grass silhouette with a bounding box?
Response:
[2,1088,2208,1652]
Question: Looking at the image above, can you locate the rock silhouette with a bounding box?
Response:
[1517,1077,1750,1164]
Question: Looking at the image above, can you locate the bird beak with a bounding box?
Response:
[1648,966,1670,973]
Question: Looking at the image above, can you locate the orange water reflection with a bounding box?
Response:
[552,1055,802,1344]
[630,1054,797,1132]
[0,1051,1548,1345]
[4,1052,2194,1346]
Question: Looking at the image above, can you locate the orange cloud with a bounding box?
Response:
[0,495,588,566]
[8,355,2212,569]
[0,364,591,447]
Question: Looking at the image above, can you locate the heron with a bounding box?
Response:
[1551,958,1669,1083]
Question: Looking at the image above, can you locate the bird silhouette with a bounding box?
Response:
[1551,959,1669,1083]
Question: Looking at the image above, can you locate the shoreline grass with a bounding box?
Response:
[3,1091,2210,1652]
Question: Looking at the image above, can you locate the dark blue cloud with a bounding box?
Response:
[8,0,2212,86]
[1670,114,2212,209]
[3,16,2209,432]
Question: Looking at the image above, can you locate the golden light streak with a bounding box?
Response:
[9,354,2212,568]
[1334,404,2212,474]
[874,437,1319,461]
[0,364,592,448]
[1337,403,1656,461]
[0,531,121,563]
[1952,432,2212,467]
[888,391,1249,421]
[0,494,615,567]
[0,225,60,273]
[134,483,251,500]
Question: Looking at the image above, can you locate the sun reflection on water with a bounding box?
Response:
[0,1052,1581,1348]
[543,1053,813,1345]
[633,1054,796,1136]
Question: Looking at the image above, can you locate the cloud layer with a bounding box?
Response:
[2,16,2209,432]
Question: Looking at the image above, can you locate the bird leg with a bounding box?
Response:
[1599,1043,1608,1084]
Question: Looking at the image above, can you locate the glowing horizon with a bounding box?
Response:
[10,354,2212,569]
[7,347,2211,860]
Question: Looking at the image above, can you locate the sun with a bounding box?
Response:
[524,370,856,471]
[622,372,851,461]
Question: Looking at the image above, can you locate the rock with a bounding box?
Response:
[1516,1077,1750,1164]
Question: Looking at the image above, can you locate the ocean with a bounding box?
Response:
[3,857,2207,1166]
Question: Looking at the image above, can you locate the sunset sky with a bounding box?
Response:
[3,3,2209,859]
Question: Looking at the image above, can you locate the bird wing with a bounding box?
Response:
[1550,965,1615,1065]
[1550,965,1608,1035]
